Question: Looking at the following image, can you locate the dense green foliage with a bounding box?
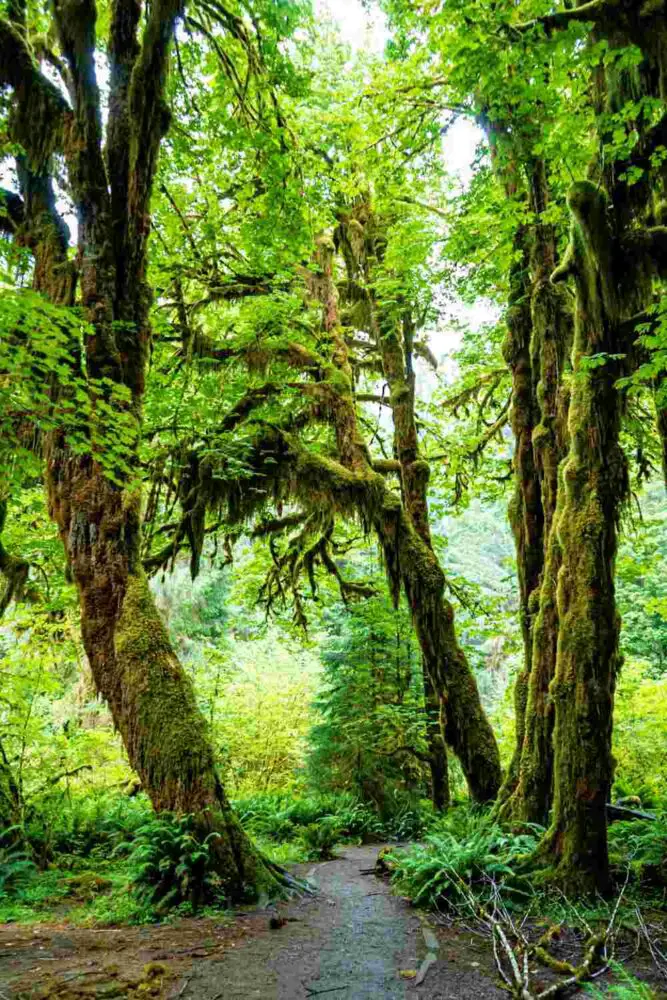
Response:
[1,0,667,992]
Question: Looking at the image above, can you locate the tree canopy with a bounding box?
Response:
[2,0,667,931]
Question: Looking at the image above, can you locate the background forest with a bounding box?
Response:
[2,0,667,994]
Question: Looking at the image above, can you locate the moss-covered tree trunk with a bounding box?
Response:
[538,182,627,890]
[1,0,280,899]
[329,211,500,803]
[367,302,452,810]
[535,0,667,890]
[497,225,544,805]
[502,163,573,826]
[510,268,571,826]
[423,669,450,811]
[0,743,21,831]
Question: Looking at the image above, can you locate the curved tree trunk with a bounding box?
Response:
[371,305,451,810]
[47,464,273,896]
[321,220,500,803]
[1,0,280,900]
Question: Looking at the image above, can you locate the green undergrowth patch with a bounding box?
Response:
[386,805,542,910]
[608,814,667,891]
[0,856,155,926]
[585,962,659,998]
[233,789,434,846]
[0,788,435,925]
[387,804,667,916]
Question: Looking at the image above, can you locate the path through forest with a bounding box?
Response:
[181,846,503,1000]
[180,844,502,999]
[0,845,502,999]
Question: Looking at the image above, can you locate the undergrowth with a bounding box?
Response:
[0,788,433,924]
[585,962,658,998]
[387,807,542,910]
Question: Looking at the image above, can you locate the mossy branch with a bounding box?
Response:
[513,0,611,36]
[0,17,71,168]
[0,188,25,233]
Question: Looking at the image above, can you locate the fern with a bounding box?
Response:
[300,816,342,860]
[388,812,542,909]
[0,828,36,897]
[115,814,224,911]
[585,962,656,998]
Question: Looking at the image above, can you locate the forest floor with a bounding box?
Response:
[0,844,664,999]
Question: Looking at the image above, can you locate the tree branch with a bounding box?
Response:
[0,17,72,167]
[0,188,25,233]
[513,0,610,36]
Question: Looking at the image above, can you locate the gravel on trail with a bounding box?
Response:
[176,844,503,1000]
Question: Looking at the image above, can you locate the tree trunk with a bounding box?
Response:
[497,226,543,805]
[537,1,667,891]
[510,273,571,826]
[503,165,573,826]
[424,670,450,811]
[329,215,500,803]
[371,306,451,810]
[50,466,272,895]
[0,743,21,832]
[1,0,281,900]
[541,182,628,891]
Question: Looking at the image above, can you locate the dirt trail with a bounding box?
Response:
[175,844,501,1000]
[1,845,665,998]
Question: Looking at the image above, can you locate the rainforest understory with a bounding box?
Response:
[2,0,667,996]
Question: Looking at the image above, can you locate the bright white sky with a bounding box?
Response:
[314,0,389,53]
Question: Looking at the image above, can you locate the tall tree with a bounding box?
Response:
[0,0,300,898]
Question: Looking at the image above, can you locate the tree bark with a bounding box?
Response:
[337,213,501,802]
[423,668,450,810]
[1,0,281,899]
[497,225,544,805]
[541,182,628,892]
[0,742,21,831]
[500,159,573,826]
[536,1,667,891]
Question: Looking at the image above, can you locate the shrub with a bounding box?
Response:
[608,814,667,887]
[388,810,542,909]
[300,817,342,860]
[0,829,36,897]
[382,794,432,841]
[115,814,225,911]
[334,799,384,841]
[25,792,152,863]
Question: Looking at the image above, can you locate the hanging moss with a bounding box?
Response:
[331,203,500,802]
